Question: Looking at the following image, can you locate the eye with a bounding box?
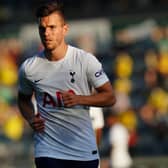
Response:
[50,25,56,30]
[39,26,45,32]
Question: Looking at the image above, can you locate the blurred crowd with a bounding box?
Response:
[0,38,23,141]
[0,23,168,167]
[98,25,168,159]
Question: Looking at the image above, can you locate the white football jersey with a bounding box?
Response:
[18,45,109,161]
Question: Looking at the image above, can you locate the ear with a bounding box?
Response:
[63,23,69,36]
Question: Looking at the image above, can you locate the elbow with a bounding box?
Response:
[111,95,116,106]
[106,94,116,107]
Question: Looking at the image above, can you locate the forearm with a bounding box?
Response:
[18,95,45,132]
[62,82,116,107]
[78,82,116,107]
[18,95,35,124]
[78,92,116,107]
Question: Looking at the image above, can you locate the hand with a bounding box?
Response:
[61,91,80,107]
[29,113,45,132]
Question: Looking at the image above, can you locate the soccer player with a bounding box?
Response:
[17,1,116,168]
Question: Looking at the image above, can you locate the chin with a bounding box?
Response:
[45,48,54,52]
[44,45,54,50]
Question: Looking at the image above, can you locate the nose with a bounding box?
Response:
[44,27,50,36]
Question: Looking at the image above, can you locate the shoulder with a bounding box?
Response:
[20,51,44,73]
[69,45,98,62]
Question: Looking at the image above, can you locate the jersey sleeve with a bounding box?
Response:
[18,63,33,95]
[86,53,109,88]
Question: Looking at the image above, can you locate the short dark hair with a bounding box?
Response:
[36,0,65,20]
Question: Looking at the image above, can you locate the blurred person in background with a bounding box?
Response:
[89,106,104,168]
[107,112,133,168]
[89,107,104,146]
[17,1,116,168]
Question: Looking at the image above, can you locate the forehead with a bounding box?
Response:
[39,12,64,26]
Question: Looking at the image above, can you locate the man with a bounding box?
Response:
[89,107,104,168]
[17,1,116,168]
[89,107,104,146]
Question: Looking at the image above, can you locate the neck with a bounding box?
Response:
[45,43,68,61]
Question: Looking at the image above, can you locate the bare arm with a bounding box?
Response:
[62,81,116,107]
[17,92,45,132]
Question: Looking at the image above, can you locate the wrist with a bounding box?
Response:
[28,116,35,125]
[77,95,84,105]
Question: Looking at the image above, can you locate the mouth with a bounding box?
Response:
[45,38,51,42]
[44,39,52,44]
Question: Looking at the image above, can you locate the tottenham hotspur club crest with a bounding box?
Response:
[69,71,76,83]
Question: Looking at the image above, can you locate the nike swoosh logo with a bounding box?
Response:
[34,79,42,83]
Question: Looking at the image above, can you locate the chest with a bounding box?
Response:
[30,59,86,91]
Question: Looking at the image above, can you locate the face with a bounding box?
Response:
[38,12,68,51]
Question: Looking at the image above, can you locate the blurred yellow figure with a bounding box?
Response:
[144,49,158,69]
[0,55,18,86]
[119,110,137,132]
[114,78,132,94]
[115,52,133,78]
[107,112,133,168]
[158,52,168,75]
[148,87,168,114]
[3,115,24,141]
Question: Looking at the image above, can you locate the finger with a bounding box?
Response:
[61,91,73,99]
[33,115,45,122]
[61,91,69,96]
[63,98,72,104]
[64,100,76,107]
[31,118,45,131]
[33,122,45,127]
[35,125,45,132]
[35,118,45,123]
[34,123,45,129]
[33,122,45,132]
[61,94,70,101]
